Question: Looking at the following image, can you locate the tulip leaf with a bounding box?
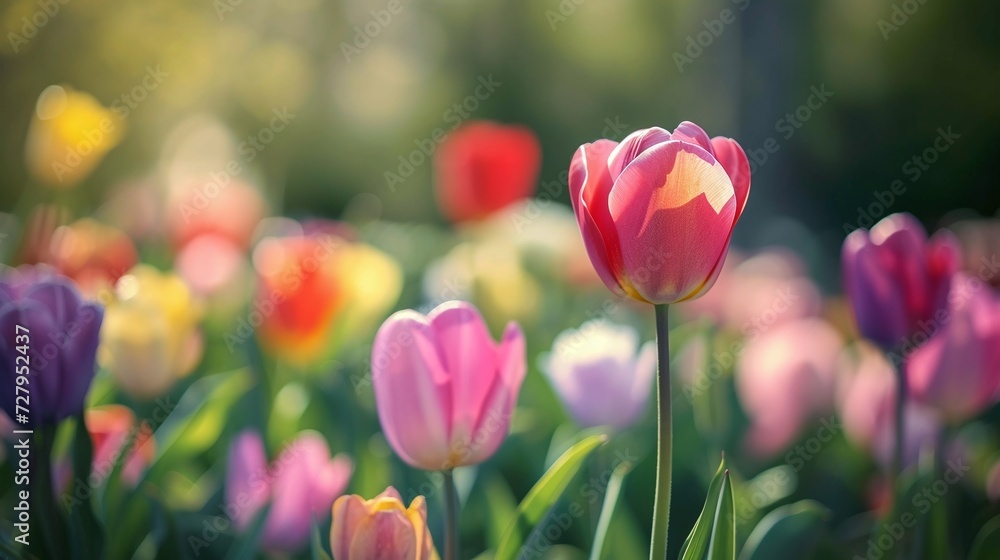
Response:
[737,500,829,560]
[589,461,632,560]
[970,514,1000,560]
[69,414,105,559]
[678,457,736,560]
[222,504,269,560]
[311,516,333,560]
[494,434,607,560]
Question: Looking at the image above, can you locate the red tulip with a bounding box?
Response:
[435,121,541,223]
[569,122,750,304]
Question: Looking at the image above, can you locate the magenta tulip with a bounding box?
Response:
[907,275,1000,423]
[842,213,961,350]
[371,300,526,471]
[226,430,353,552]
[568,122,750,304]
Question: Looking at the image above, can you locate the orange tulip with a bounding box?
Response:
[330,487,437,560]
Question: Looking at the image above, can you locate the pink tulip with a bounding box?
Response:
[226,430,353,551]
[837,342,940,470]
[736,318,843,457]
[907,275,1000,423]
[842,213,961,350]
[568,122,750,304]
[372,300,526,471]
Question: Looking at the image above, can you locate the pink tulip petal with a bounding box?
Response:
[671,122,714,155]
[464,322,525,465]
[427,302,498,449]
[842,231,910,348]
[607,127,673,179]
[709,137,751,220]
[331,494,371,560]
[348,509,418,560]
[569,141,627,296]
[608,141,736,303]
[226,431,271,532]
[372,311,453,470]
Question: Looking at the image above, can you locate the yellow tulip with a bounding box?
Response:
[100,265,203,399]
[330,487,438,560]
[25,85,123,188]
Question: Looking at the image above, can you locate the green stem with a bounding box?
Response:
[649,304,673,560]
[443,469,460,560]
[889,357,907,518]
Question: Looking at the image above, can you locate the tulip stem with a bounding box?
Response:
[650,304,672,560]
[890,357,907,516]
[443,469,459,560]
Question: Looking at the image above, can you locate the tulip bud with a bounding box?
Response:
[568,122,750,304]
[0,267,103,426]
[100,266,204,400]
[372,301,526,471]
[330,487,437,560]
[540,320,655,430]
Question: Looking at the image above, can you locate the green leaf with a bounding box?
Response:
[707,470,735,560]
[222,504,269,560]
[494,434,607,560]
[311,516,333,560]
[589,461,631,560]
[738,500,829,560]
[970,514,1000,560]
[484,477,519,550]
[678,457,728,560]
[68,414,105,560]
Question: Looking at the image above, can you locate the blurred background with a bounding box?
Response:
[2,0,1000,559]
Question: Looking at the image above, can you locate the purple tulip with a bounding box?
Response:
[842,213,961,350]
[540,320,655,430]
[225,430,353,552]
[0,266,103,426]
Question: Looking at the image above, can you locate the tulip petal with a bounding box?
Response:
[671,122,714,155]
[226,431,271,532]
[608,141,736,303]
[569,140,628,297]
[709,137,751,220]
[348,508,419,560]
[607,127,673,179]
[331,494,372,560]
[372,311,453,470]
[427,302,497,449]
[465,322,525,465]
[842,231,910,348]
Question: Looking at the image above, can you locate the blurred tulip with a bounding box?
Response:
[907,275,1000,423]
[837,342,940,470]
[85,405,155,486]
[25,85,122,188]
[227,430,353,552]
[736,318,843,457]
[0,268,103,426]
[679,248,822,331]
[330,487,437,560]
[48,219,138,297]
[569,122,750,304]
[100,266,204,400]
[842,213,961,350]
[540,320,655,430]
[253,226,402,365]
[435,121,541,223]
[372,301,526,471]
[951,217,1000,287]
[167,179,267,250]
[175,234,248,297]
[17,204,68,266]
